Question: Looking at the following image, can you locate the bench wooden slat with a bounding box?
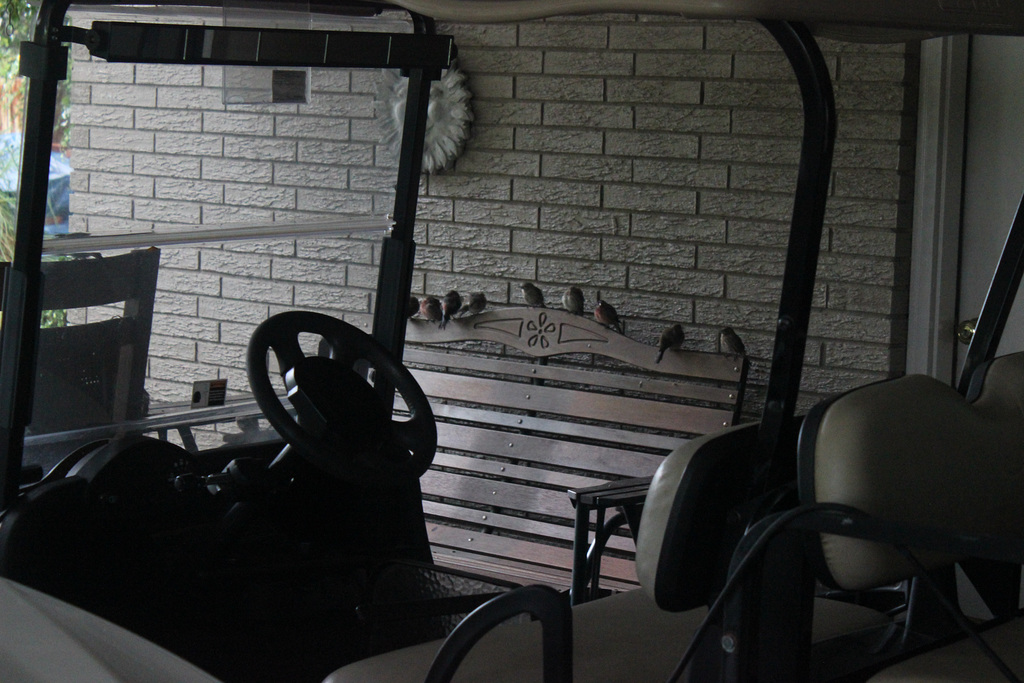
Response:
[422,500,635,554]
[430,550,639,594]
[427,524,638,584]
[412,370,735,435]
[405,347,742,405]
[430,452,610,492]
[421,469,577,520]
[402,400,690,452]
[435,423,665,478]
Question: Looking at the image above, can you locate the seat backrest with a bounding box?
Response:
[1,249,161,433]
[796,351,1024,591]
[635,421,761,611]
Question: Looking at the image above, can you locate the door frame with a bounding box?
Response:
[907,35,970,383]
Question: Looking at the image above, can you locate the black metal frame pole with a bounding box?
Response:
[372,66,434,358]
[755,20,836,488]
[423,584,572,683]
[953,189,1024,620]
[956,190,1024,394]
[372,12,439,368]
[0,0,71,509]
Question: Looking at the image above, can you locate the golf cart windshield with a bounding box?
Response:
[4,0,1023,488]
[3,4,457,493]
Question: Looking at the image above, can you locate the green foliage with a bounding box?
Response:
[0,188,13,262]
[1,0,34,76]
[40,307,65,327]
[1,0,72,143]
[0,1,70,327]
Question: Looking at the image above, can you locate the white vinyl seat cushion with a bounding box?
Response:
[803,352,1024,592]
[325,589,889,683]
[867,618,1024,683]
[0,577,220,683]
[802,352,1024,681]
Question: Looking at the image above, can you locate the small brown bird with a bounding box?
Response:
[562,287,585,315]
[594,299,623,334]
[440,290,462,329]
[419,296,442,324]
[719,326,746,356]
[656,323,685,363]
[521,282,545,307]
[463,292,487,317]
[406,295,420,318]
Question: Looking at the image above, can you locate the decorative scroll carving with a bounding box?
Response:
[406,306,741,381]
[469,315,524,340]
[556,319,609,346]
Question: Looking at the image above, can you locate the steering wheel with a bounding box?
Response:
[247,311,436,484]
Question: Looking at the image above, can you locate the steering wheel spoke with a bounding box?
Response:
[391,412,431,452]
[247,311,437,484]
[269,332,307,374]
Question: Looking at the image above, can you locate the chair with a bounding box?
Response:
[1,248,160,434]
[718,351,1024,681]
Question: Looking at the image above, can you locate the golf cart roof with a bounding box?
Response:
[382,0,1024,36]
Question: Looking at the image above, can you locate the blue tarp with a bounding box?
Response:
[0,132,72,234]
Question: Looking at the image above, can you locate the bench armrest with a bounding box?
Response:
[568,476,652,605]
[568,475,652,511]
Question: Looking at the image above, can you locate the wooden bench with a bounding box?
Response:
[401,306,748,596]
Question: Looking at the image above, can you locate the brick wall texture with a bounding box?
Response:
[67,11,918,418]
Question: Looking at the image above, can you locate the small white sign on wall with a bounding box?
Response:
[221,0,312,105]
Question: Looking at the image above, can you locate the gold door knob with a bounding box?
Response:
[957,318,978,345]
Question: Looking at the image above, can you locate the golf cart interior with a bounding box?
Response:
[1,1,1024,682]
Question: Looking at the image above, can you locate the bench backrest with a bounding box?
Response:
[404,306,747,589]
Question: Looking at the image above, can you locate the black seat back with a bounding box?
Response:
[1,248,160,433]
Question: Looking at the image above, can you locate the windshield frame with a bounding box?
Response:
[0,1,452,507]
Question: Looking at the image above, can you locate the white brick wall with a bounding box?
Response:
[67,12,917,416]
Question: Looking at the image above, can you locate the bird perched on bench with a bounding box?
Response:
[656,323,685,363]
[595,299,623,334]
[521,282,545,307]
[407,295,420,318]
[440,290,462,329]
[562,286,585,315]
[463,292,487,317]
[419,296,443,324]
[719,326,746,356]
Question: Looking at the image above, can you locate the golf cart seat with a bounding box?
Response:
[792,350,1024,681]
[0,574,220,683]
[327,424,891,683]
[868,619,1024,683]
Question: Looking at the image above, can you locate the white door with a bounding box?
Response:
[957,35,1024,370]
[908,35,1024,383]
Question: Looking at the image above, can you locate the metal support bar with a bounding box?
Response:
[570,495,591,606]
[423,585,573,683]
[373,64,436,364]
[722,520,815,683]
[755,20,836,487]
[0,6,70,509]
[956,190,1024,394]
[82,21,455,70]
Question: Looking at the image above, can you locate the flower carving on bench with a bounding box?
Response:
[525,312,557,348]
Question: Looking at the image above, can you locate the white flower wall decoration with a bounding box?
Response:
[379,61,474,174]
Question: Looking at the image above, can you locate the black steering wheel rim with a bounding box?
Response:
[247,311,436,484]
